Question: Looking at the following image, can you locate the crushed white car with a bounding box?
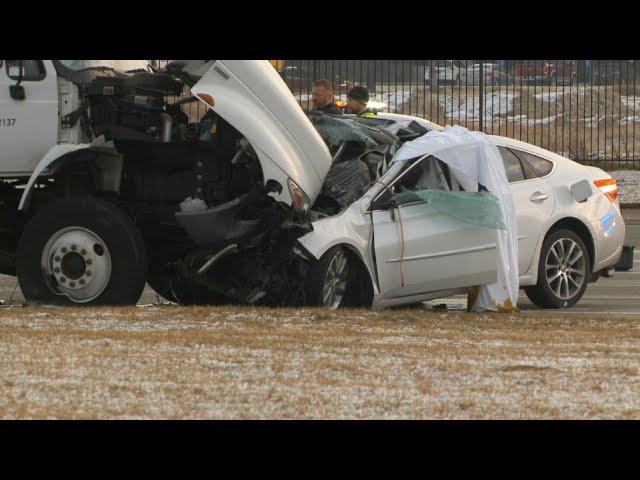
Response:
[0,60,626,309]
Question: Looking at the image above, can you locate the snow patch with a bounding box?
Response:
[438,91,518,122]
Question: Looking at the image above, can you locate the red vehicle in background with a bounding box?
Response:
[515,60,577,85]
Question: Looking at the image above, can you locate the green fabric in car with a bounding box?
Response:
[308,112,379,149]
[394,190,506,231]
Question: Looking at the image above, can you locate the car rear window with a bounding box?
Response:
[512,149,554,179]
[498,147,525,183]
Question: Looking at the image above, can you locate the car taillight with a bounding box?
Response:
[594,178,618,202]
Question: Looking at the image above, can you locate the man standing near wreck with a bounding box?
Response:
[311,79,343,114]
[346,86,376,119]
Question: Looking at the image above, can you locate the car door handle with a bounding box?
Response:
[529,191,548,202]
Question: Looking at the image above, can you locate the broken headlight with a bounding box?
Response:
[288,178,310,213]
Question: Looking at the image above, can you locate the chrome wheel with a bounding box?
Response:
[40,227,112,303]
[322,250,349,309]
[544,238,586,301]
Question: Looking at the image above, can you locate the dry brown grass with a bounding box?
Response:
[1,305,639,419]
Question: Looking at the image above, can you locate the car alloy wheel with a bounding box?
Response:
[322,249,349,309]
[544,237,586,301]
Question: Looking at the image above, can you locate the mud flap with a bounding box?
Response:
[615,245,635,271]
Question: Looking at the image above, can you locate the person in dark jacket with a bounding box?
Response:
[346,86,376,118]
[311,79,342,114]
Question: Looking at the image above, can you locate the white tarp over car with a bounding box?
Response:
[392,125,519,312]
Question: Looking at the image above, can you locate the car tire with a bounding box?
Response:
[524,229,590,309]
[305,246,351,309]
[17,195,147,306]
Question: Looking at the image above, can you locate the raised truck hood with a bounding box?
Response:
[191,60,332,205]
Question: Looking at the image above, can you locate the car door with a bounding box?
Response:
[370,156,498,301]
[497,146,555,274]
[0,60,58,175]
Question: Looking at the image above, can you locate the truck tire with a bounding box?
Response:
[524,229,590,309]
[17,195,147,306]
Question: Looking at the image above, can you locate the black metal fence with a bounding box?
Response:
[164,60,640,170]
[281,60,640,170]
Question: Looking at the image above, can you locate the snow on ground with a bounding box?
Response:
[621,96,640,111]
[534,91,567,102]
[373,91,414,113]
[438,91,518,122]
[609,170,640,204]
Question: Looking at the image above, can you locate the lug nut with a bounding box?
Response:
[81,249,87,255]
[79,279,86,285]
[59,277,66,283]
[71,245,77,251]
[54,256,61,262]
[69,281,75,287]
[86,270,92,276]
[61,247,67,253]
[86,259,93,265]
[54,267,60,273]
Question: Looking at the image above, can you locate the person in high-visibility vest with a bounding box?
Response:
[346,86,376,118]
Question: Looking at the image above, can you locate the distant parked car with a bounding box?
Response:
[589,60,636,85]
[515,61,577,85]
[280,65,351,92]
[463,63,502,85]
[425,60,466,84]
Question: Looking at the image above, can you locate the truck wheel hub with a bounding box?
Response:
[41,227,112,303]
[60,252,86,279]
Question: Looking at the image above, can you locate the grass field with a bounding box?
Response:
[1,305,639,419]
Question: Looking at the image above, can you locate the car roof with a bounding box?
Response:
[488,134,568,161]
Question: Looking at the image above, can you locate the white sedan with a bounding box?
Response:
[295,112,626,309]
[184,61,626,310]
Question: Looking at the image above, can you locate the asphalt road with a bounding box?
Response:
[1,211,639,315]
[427,216,640,315]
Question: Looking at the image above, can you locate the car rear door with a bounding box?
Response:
[497,146,555,274]
[371,157,498,300]
[0,60,57,176]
